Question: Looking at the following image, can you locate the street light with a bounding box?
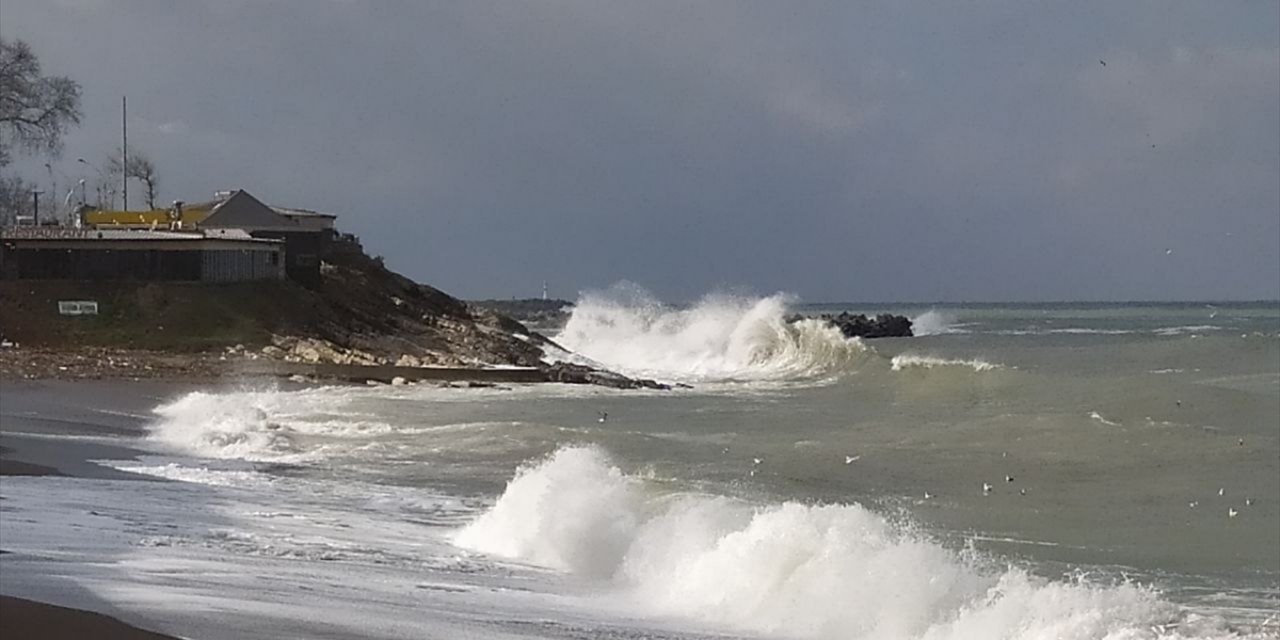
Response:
[78,158,107,209]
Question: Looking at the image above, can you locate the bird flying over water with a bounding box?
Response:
[983,482,993,495]
[844,455,860,464]
[597,411,608,423]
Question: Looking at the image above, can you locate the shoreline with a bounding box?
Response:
[0,596,181,640]
[0,347,675,390]
[0,379,187,639]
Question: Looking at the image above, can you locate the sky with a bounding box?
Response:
[2,1,1278,302]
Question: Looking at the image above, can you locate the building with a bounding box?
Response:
[187,190,331,286]
[67,189,338,286]
[0,227,284,282]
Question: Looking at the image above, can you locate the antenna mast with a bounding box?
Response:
[122,96,128,211]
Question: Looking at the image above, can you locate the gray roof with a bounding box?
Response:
[271,206,338,219]
[200,190,304,231]
[1,226,281,243]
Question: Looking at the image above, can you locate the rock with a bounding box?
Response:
[261,345,284,358]
[540,362,671,390]
[395,354,422,368]
[288,374,310,383]
[789,312,913,339]
[391,376,407,386]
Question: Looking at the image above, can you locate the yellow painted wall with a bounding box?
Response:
[82,207,212,228]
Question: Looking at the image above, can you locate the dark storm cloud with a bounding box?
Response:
[3,1,1277,301]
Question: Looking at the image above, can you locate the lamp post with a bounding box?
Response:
[78,158,106,209]
[32,190,42,226]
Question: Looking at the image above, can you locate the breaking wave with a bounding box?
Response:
[457,446,1249,640]
[552,284,869,382]
[911,310,968,336]
[146,388,391,461]
[890,354,1003,372]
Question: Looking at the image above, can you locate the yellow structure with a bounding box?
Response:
[81,205,213,229]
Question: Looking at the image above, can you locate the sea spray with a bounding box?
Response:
[456,446,1245,640]
[554,284,868,382]
[146,387,392,461]
[912,310,965,336]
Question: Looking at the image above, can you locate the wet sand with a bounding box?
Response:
[1,379,189,639]
[0,596,180,640]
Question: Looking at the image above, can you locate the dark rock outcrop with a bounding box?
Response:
[539,362,673,390]
[788,312,913,339]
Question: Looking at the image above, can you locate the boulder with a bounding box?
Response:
[789,312,913,339]
[540,362,671,390]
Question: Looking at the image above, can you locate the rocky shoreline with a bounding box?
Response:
[0,345,676,390]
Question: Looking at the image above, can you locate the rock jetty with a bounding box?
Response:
[788,312,913,338]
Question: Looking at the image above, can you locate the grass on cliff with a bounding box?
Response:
[0,280,323,352]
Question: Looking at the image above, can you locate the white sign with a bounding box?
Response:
[58,300,99,315]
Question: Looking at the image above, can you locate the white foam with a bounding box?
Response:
[1090,411,1121,426]
[1155,325,1222,336]
[457,446,1245,639]
[552,283,869,382]
[890,354,1003,372]
[911,310,968,336]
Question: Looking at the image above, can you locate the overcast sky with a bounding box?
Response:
[3,1,1277,302]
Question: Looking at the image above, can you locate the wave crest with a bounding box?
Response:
[456,446,1237,639]
[890,354,1003,372]
[552,284,869,382]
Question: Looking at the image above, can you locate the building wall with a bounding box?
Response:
[0,243,283,282]
[82,208,211,229]
[248,230,324,286]
[201,249,284,282]
[1,247,203,280]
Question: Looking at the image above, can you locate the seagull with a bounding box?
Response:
[1019,488,1027,496]
[1238,438,1245,446]
[1165,248,1173,255]
[753,457,764,466]
[597,411,608,423]
[1099,59,1107,66]
[1229,508,1239,518]
[1245,498,1255,506]
[1176,400,1182,407]
[923,491,933,500]
[749,469,757,477]
[983,482,993,495]
[844,455,861,464]
[1218,488,1225,497]
[1189,501,1198,508]
[1005,475,1015,483]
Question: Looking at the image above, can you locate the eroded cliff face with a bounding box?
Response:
[299,248,553,368]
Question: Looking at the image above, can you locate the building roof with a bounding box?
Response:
[200,190,305,232]
[1,226,282,244]
[271,206,338,219]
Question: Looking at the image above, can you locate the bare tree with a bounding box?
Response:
[0,38,82,167]
[0,174,35,224]
[107,148,159,209]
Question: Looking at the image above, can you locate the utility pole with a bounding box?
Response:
[122,95,128,212]
[32,190,42,226]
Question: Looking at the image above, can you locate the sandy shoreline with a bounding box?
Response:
[0,596,181,640]
[0,379,190,638]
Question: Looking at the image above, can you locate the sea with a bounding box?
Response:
[2,289,1278,639]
